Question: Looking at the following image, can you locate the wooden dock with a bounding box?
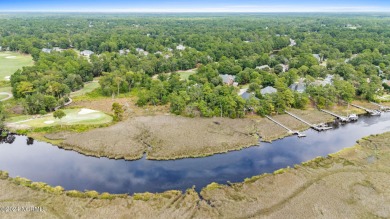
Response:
[320,109,350,122]
[265,115,306,137]
[370,102,390,112]
[351,103,381,116]
[285,111,332,131]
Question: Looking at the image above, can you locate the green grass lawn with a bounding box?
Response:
[70,81,100,97]
[377,94,390,102]
[0,86,12,93]
[152,69,197,81]
[0,94,8,100]
[0,87,13,101]
[178,70,196,80]
[0,52,34,81]
[6,108,112,128]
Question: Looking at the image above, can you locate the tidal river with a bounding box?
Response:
[0,113,389,194]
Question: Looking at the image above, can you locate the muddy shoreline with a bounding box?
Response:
[1,132,389,218]
[45,108,337,161]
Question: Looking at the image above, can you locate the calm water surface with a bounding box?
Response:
[0,113,389,194]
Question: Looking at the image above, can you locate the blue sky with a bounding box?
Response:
[0,0,389,12]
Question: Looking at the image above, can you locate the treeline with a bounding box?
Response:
[2,14,390,116]
[10,50,93,114]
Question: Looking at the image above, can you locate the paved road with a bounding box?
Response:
[0,92,13,101]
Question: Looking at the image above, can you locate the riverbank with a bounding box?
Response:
[5,103,367,161]
[51,108,335,160]
[0,132,389,218]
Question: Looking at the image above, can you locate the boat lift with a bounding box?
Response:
[320,109,358,122]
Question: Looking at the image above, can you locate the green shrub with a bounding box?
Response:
[244,175,261,184]
[13,177,32,187]
[100,192,116,200]
[133,192,153,201]
[204,182,222,191]
[30,182,47,190]
[273,168,286,175]
[85,190,99,198]
[0,171,9,179]
[66,190,86,198]
[48,186,65,195]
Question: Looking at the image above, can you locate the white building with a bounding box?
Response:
[176,44,186,51]
[80,50,94,56]
[42,48,52,53]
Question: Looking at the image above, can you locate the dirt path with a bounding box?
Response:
[0,92,12,101]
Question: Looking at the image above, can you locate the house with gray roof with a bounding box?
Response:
[289,38,296,46]
[256,65,271,71]
[376,66,384,76]
[313,54,321,63]
[176,44,186,51]
[241,92,255,100]
[136,48,148,56]
[261,86,277,95]
[42,48,52,53]
[80,50,94,57]
[312,74,334,86]
[289,80,306,93]
[52,47,63,52]
[220,74,236,86]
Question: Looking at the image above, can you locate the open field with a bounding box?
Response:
[56,109,333,160]
[0,87,13,101]
[5,108,112,129]
[70,81,100,97]
[177,69,196,80]
[70,95,170,116]
[0,87,12,93]
[0,94,8,101]
[0,132,389,218]
[152,68,197,81]
[378,94,390,102]
[328,102,366,116]
[0,52,34,81]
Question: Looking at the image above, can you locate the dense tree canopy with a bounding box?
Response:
[1,13,389,116]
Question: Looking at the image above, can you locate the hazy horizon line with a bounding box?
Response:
[1,5,390,13]
[1,10,390,13]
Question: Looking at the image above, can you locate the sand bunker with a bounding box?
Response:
[4,76,10,81]
[44,121,55,124]
[78,108,98,115]
[5,56,16,59]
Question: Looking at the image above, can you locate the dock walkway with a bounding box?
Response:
[370,102,390,112]
[351,103,381,116]
[320,109,350,122]
[285,111,332,131]
[265,115,306,137]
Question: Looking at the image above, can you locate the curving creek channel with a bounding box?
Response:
[0,113,390,195]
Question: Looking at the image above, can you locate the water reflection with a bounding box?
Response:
[0,133,15,144]
[0,113,389,194]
